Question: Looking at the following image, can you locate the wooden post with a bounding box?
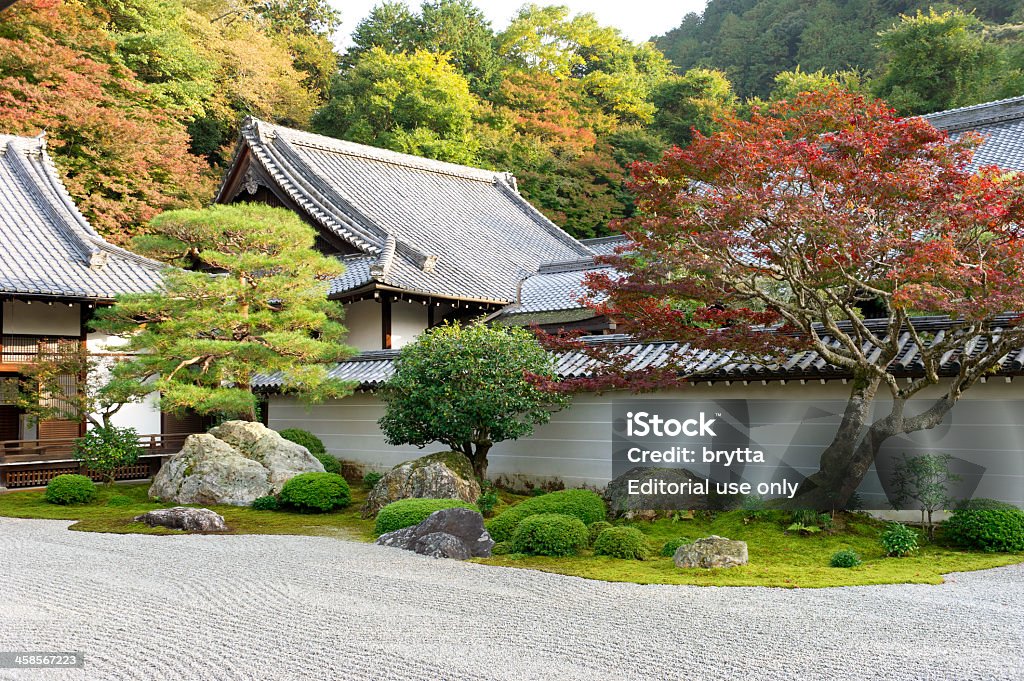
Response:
[381,294,392,350]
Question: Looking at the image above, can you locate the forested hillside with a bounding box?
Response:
[1,0,1023,243]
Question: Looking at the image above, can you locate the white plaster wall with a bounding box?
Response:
[343,300,381,351]
[2,301,80,336]
[84,332,161,434]
[268,378,1024,499]
[390,301,428,349]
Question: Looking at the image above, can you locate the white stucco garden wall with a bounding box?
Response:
[85,332,161,434]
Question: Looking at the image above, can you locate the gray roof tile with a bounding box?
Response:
[924,95,1024,171]
[0,134,163,300]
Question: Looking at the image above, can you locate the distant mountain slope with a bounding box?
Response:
[655,0,1022,98]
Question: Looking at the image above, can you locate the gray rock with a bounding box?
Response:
[134,507,227,532]
[604,466,706,517]
[375,507,494,560]
[674,535,749,569]
[362,451,481,518]
[150,421,325,506]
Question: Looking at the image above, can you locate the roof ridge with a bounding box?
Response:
[923,95,1024,132]
[535,258,610,274]
[493,178,594,257]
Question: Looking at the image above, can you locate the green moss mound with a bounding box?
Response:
[944,508,1024,552]
[510,513,589,557]
[278,428,326,456]
[45,474,97,505]
[488,489,606,542]
[593,526,650,560]
[374,498,477,535]
[830,549,862,568]
[279,472,351,513]
[251,495,280,511]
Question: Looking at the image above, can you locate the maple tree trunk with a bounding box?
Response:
[469,442,491,481]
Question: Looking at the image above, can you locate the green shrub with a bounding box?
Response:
[955,498,1018,511]
[510,513,588,557]
[105,495,133,507]
[251,495,280,511]
[362,471,384,490]
[943,507,1024,552]
[278,472,351,513]
[660,537,690,557]
[830,549,863,568]
[313,452,341,475]
[593,526,650,560]
[487,489,607,542]
[374,498,477,535]
[587,520,613,546]
[45,474,97,505]
[278,428,326,456]
[491,541,511,555]
[72,426,142,484]
[880,522,919,557]
[477,485,499,518]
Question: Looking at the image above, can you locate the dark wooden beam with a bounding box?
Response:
[381,295,392,350]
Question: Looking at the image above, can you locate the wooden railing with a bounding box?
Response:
[0,335,77,365]
[0,432,193,464]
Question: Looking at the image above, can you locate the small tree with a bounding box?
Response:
[378,323,570,479]
[890,453,961,539]
[92,204,356,421]
[72,425,143,485]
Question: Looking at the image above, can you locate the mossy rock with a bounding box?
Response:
[361,451,481,518]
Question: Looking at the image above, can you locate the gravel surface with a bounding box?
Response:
[0,517,1022,681]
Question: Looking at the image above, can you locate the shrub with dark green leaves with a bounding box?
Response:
[660,537,690,557]
[943,507,1024,552]
[477,486,499,518]
[880,522,919,557]
[45,474,97,505]
[362,471,384,490]
[278,472,350,513]
[955,498,1018,511]
[587,521,613,546]
[491,541,511,555]
[593,526,650,560]
[374,498,477,535]
[251,495,280,511]
[830,549,863,568]
[510,513,589,557]
[72,426,142,484]
[487,489,607,542]
[313,452,341,475]
[278,428,326,456]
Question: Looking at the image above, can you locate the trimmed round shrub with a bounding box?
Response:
[943,507,1024,553]
[251,495,280,511]
[278,428,326,456]
[593,526,650,560]
[660,537,690,557]
[880,522,919,557]
[105,495,133,507]
[955,498,1018,511]
[487,489,607,542]
[45,474,96,505]
[510,513,589,557]
[491,541,511,555]
[362,471,383,490]
[830,549,863,568]
[587,521,613,546]
[313,452,341,475]
[374,498,477,535]
[279,472,351,513]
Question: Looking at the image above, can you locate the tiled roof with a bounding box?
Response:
[924,95,1024,171]
[579,235,630,256]
[0,134,164,300]
[497,258,612,319]
[255,315,1024,389]
[220,119,593,303]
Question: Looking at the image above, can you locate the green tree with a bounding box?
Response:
[313,48,481,164]
[345,1,420,64]
[92,205,356,421]
[874,9,1004,114]
[73,426,144,485]
[378,323,570,478]
[890,453,961,539]
[768,66,865,101]
[652,68,737,147]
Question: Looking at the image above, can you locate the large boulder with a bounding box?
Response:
[673,535,749,569]
[134,507,228,532]
[362,451,480,518]
[150,421,324,506]
[376,507,494,559]
[605,466,706,517]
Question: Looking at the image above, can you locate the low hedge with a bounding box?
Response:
[510,513,589,557]
[279,472,351,513]
[313,452,342,475]
[251,495,280,511]
[374,498,477,535]
[488,489,606,542]
[593,526,650,560]
[587,521,613,546]
[278,428,326,456]
[943,507,1024,552]
[45,474,97,505]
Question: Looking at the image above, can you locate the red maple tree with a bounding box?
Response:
[542,89,1024,508]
